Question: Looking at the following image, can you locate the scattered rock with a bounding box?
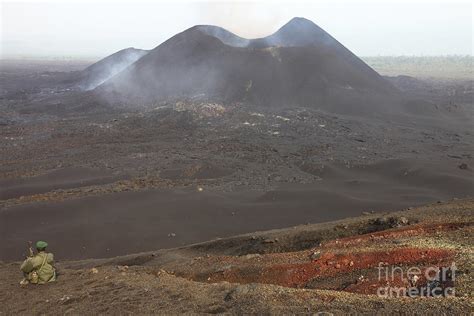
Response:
[117,265,129,272]
[310,251,321,261]
[398,216,409,225]
[373,216,409,228]
[374,217,389,225]
[458,163,468,170]
[59,295,71,303]
[243,254,262,260]
[225,284,258,301]
[215,265,233,273]
[168,233,176,237]
[262,238,278,244]
[90,268,99,274]
[390,216,410,227]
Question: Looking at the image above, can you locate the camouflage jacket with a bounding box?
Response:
[20,251,56,284]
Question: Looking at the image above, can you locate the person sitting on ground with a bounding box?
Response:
[20,241,56,285]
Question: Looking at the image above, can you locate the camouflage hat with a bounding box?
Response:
[36,241,48,249]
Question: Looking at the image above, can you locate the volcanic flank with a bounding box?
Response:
[78,47,148,90]
[95,18,400,115]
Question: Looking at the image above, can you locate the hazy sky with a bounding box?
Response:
[1,0,472,59]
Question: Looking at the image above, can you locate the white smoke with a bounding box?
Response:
[80,48,148,91]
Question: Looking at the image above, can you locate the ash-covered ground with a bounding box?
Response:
[0,58,472,262]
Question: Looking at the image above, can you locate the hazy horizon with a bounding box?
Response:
[1,0,472,59]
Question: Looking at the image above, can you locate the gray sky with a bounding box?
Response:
[1,0,472,59]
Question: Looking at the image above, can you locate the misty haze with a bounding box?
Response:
[0,0,473,314]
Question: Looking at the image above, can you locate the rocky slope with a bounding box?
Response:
[1,198,472,314]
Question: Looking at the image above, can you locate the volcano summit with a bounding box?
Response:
[92,18,400,115]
